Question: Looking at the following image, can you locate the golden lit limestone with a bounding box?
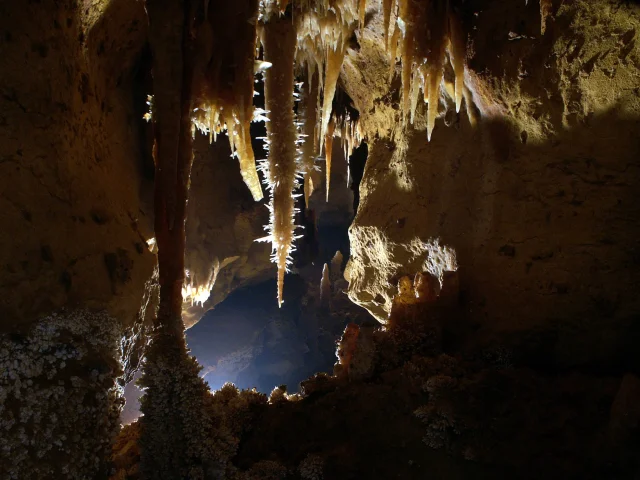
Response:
[260,14,299,307]
[320,263,331,307]
[196,0,361,306]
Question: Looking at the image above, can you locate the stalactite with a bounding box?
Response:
[388,26,400,80]
[333,110,362,186]
[424,1,448,141]
[463,84,477,127]
[259,14,300,307]
[540,0,551,35]
[300,66,320,209]
[324,116,336,201]
[447,8,465,114]
[382,0,393,48]
[359,0,367,28]
[398,0,414,123]
[320,43,346,154]
[409,65,421,124]
[278,0,290,14]
[320,263,331,307]
[386,0,470,140]
[293,0,359,175]
[191,0,264,202]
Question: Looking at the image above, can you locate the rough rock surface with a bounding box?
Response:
[111,274,640,480]
[0,0,156,332]
[344,0,640,357]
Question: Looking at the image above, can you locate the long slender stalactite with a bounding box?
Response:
[259,12,300,307]
[324,116,336,201]
[300,66,320,209]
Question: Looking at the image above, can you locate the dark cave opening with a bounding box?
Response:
[184,149,373,398]
[183,82,372,396]
[349,141,368,214]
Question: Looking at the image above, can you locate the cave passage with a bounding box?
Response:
[4,0,640,478]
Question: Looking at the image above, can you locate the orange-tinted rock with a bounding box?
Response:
[414,272,440,303]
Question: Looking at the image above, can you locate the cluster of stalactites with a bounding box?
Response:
[334,112,362,188]
[323,109,363,199]
[289,59,364,209]
[257,14,302,308]
[385,0,467,141]
[299,64,321,208]
[291,0,360,196]
[191,0,265,201]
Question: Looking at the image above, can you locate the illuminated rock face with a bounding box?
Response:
[344,0,640,342]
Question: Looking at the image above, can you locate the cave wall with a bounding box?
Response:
[0,0,156,332]
[343,0,640,360]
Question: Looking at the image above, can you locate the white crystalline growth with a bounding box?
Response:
[0,310,125,480]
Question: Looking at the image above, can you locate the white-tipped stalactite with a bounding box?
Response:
[259,13,300,307]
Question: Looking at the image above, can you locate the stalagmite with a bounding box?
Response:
[335,323,360,376]
[330,250,344,283]
[320,263,331,307]
[324,117,336,201]
[259,14,300,307]
[398,0,414,123]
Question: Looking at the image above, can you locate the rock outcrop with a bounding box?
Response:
[344,0,640,360]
